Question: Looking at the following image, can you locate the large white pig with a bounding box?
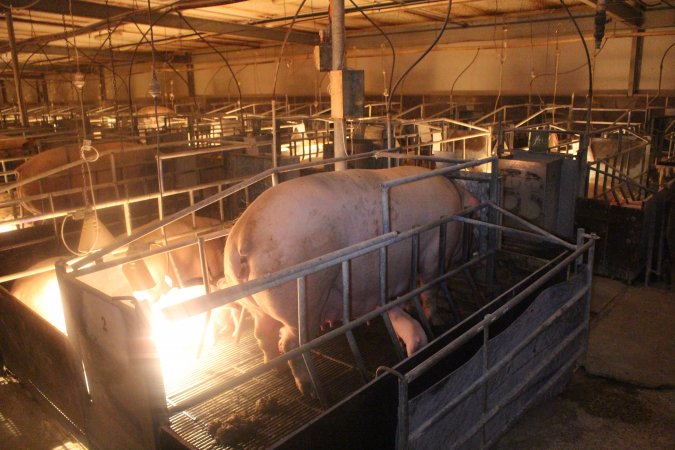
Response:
[133,215,225,291]
[222,166,477,395]
[14,141,156,215]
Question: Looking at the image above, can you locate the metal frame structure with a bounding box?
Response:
[385,231,594,449]
[0,151,588,449]
[498,108,672,285]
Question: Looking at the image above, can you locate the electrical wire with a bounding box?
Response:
[493,26,507,114]
[347,0,396,101]
[69,0,90,141]
[125,8,175,119]
[176,10,244,128]
[271,0,308,100]
[387,0,454,113]
[105,0,120,124]
[657,42,675,98]
[0,0,42,9]
[560,0,592,133]
[528,38,607,103]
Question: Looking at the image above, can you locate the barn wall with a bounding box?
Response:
[18,11,670,105]
[640,32,675,92]
[184,12,674,100]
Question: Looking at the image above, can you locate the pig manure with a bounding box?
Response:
[207,419,223,437]
[255,395,281,415]
[207,413,257,447]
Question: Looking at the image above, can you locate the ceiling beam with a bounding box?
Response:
[0,42,188,64]
[0,62,98,75]
[576,0,643,27]
[7,0,318,45]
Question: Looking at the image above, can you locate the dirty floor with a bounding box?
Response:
[496,276,675,449]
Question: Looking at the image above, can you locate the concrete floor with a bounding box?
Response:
[1,275,673,449]
[496,276,675,450]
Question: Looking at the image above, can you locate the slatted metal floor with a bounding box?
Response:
[167,318,400,449]
[165,253,537,448]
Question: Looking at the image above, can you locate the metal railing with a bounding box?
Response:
[58,151,590,430]
[389,231,595,449]
[395,118,492,161]
[59,154,493,407]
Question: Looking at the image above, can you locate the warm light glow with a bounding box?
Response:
[280,141,324,161]
[0,192,20,233]
[28,276,68,335]
[0,224,17,233]
[148,284,212,388]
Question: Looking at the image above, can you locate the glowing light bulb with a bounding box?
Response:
[73,72,85,90]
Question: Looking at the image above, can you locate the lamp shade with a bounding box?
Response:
[78,210,115,253]
[122,259,157,292]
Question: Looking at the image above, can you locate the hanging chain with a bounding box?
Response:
[105,0,120,126]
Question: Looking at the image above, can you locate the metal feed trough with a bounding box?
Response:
[0,152,595,449]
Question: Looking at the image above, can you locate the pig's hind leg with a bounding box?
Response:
[250,308,283,367]
[279,326,317,398]
[387,306,428,356]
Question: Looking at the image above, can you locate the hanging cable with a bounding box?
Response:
[450,48,480,101]
[552,25,560,121]
[493,25,507,114]
[105,0,120,126]
[388,0,454,113]
[560,0,592,133]
[347,0,396,102]
[145,0,167,223]
[0,0,42,9]
[656,42,675,99]
[176,10,244,129]
[68,0,89,140]
[271,0,308,100]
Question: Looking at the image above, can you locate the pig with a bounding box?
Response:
[9,215,225,335]
[0,134,37,158]
[134,215,225,292]
[136,105,174,131]
[222,166,478,395]
[14,141,156,215]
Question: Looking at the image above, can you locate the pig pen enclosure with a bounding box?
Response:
[0,152,595,449]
